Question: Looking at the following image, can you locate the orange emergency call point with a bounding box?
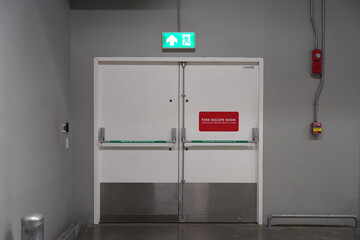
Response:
[312,122,322,135]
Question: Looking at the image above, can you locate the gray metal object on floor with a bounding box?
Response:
[21,213,44,240]
[265,214,360,231]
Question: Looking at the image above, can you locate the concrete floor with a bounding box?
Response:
[78,224,360,240]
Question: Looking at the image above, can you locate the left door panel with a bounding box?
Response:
[96,62,179,222]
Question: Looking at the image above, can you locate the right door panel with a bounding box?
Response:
[182,62,260,222]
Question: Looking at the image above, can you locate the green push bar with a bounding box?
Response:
[182,128,259,144]
[109,140,167,143]
[99,128,177,144]
[189,140,251,143]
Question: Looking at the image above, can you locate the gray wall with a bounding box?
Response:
[70,0,360,224]
[0,0,72,239]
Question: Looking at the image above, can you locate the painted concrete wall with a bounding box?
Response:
[0,0,71,239]
[70,0,360,224]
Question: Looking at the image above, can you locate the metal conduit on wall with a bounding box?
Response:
[313,0,325,124]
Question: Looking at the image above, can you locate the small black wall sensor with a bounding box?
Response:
[61,122,69,133]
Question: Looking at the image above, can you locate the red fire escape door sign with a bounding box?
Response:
[199,112,239,132]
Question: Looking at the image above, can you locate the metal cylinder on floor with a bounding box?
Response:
[21,213,44,240]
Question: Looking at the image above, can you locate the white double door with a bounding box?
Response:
[95,59,262,223]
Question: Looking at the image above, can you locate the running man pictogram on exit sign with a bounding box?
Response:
[199,112,239,132]
[162,32,196,49]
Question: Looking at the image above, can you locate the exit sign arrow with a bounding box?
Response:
[166,35,178,46]
[162,32,196,49]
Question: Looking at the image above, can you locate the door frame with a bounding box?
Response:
[94,57,264,224]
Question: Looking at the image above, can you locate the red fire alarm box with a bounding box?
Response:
[312,49,322,74]
[312,62,322,74]
[312,49,322,62]
[312,122,322,135]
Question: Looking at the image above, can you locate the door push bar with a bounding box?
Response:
[99,128,177,144]
[182,128,259,144]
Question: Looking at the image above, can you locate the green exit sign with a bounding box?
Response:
[162,32,196,49]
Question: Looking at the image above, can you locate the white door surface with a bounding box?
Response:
[181,62,260,222]
[96,62,179,223]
